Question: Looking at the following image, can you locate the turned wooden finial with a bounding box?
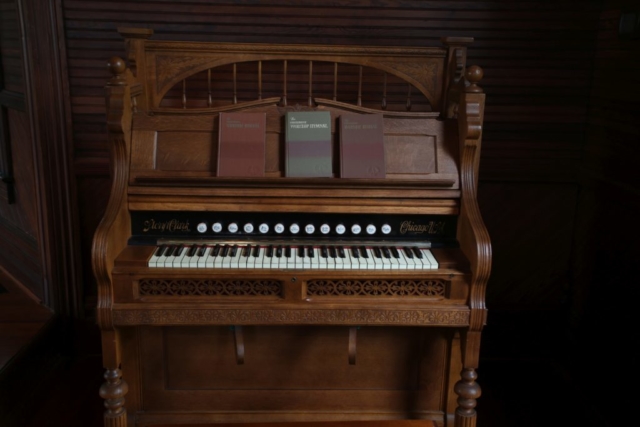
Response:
[107,57,127,85]
[465,65,483,93]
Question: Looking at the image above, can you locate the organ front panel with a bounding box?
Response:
[93,28,490,427]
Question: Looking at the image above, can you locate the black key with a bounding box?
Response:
[403,247,414,259]
[252,245,260,257]
[284,246,292,258]
[176,246,186,256]
[359,245,369,258]
[229,245,238,257]
[320,246,328,258]
[373,246,382,258]
[307,246,315,258]
[328,246,336,258]
[242,244,251,257]
[155,245,167,256]
[337,246,345,258]
[381,246,391,259]
[351,246,360,259]
[412,247,424,259]
[221,245,230,257]
[390,246,400,258]
[275,245,283,258]
[297,246,305,258]
[186,244,197,257]
[212,244,221,256]
[197,246,207,257]
[165,245,177,257]
[266,245,274,257]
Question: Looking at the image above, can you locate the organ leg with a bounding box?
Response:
[453,330,482,427]
[99,330,129,427]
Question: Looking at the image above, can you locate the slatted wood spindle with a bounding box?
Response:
[207,69,212,107]
[308,60,313,106]
[382,72,387,110]
[258,61,262,100]
[233,63,237,104]
[182,79,186,109]
[333,62,338,101]
[281,60,287,107]
[357,65,363,106]
[406,83,412,111]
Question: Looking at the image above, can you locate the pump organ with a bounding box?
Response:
[93,27,491,427]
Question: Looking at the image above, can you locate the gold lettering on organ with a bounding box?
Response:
[399,220,445,235]
[142,219,191,233]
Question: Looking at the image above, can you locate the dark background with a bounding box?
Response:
[1,0,638,425]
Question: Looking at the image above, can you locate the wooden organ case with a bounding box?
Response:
[93,28,491,427]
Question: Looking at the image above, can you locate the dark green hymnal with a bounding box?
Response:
[285,111,332,177]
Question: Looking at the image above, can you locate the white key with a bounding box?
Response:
[293,246,304,270]
[238,245,251,268]
[393,247,409,270]
[423,249,439,269]
[273,245,287,269]
[363,247,377,270]
[388,247,400,270]
[302,246,312,269]
[318,247,329,269]
[401,247,417,270]
[204,246,217,268]
[349,246,361,269]
[254,246,267,269]
[148,246,165,267]
[196,246,211,268]
[342,246,355,270]
[309,247,320,269]
[172,246,188,268]
[212,245,226,268]
[326,247,337,269]
[162,246,179,268]
[186,245,200,268]
[179,245,194,268]
[228,245,243,268]
[220,245,234,268]
[285,246,296,269]
[379,247,392,270]
[334,246,346,269]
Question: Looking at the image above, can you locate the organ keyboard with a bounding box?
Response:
[148,242,439,270]
[93,28,490,427]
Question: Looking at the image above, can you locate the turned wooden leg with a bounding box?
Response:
[99,368,129,427]
[454,367,481,427]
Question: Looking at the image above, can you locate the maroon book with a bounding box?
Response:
[217,112,266,177]
[339,113,386,178]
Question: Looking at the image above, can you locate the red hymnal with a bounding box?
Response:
[339,113,386,178]
[217,112,266,177]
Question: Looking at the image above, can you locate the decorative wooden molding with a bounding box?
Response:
[112,308,470,326]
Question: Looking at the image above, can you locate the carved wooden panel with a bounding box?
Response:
[138,278,282,297]
[306,279,446,298]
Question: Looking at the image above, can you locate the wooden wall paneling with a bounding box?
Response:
[3,0,82,315]
[0,0,43,298]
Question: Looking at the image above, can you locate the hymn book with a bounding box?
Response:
[339,113,386,178]
[217,112,266,177]
[285,111,333,177]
